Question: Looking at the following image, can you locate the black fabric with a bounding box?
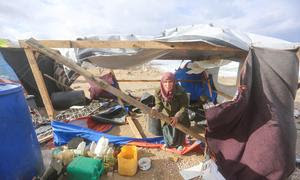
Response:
[91,105,127,125]
[140,92,155,107]
[53,63,79,91]
[51,90,86,110]
[0,48,60,106]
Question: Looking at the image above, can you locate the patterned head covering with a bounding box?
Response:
[160,72,176,102]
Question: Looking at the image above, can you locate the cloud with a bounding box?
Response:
[0,0,299,42]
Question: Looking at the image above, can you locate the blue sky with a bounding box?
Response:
[0,0,299,42]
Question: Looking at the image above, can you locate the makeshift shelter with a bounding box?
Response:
[1,24,299,179]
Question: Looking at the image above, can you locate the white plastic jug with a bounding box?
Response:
[75,141,86,155]
[95,136,109,157]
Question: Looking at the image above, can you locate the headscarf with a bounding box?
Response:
[160,72,176,102]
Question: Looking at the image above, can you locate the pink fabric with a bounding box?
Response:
[88,72,117,99]
[160,72,176,102]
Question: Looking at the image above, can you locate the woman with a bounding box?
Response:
[153,72,190,149]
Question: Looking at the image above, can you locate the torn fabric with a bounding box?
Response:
[205,47,298,179]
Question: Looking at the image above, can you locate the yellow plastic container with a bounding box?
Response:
[117,145,138,176]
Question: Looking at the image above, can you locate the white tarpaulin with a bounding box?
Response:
[74,24,299,69]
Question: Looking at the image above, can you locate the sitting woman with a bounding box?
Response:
[153,72,190,149]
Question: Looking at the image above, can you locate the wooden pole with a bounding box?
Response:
[19,40,244,53]
[20,45,55,119]
[43,74,73,91]
[25,38,205,141]
[127,116,143,138]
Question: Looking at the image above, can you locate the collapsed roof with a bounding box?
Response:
[74,24,299,69]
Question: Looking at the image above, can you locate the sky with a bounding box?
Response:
[0,0,299,42]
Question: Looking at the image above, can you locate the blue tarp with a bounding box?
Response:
[52,121,164,146]
[175,68,217,103]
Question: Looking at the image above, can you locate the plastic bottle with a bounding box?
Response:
[75,141,86,155]
[89,141,97,154]
[95,136,109,158]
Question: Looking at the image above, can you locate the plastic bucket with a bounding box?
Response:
[117,145,137,176]
[146,115,162,136]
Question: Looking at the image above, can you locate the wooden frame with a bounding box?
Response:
[24,38,208,140]
[19,42,56,119]
[19,39,245,119]
[19,40,244,52]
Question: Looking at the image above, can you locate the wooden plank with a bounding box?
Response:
[19,40,245,53]
[38,134,53,144]
[127,116,143,138]
[25,38,205,141]
[20,43,55,119]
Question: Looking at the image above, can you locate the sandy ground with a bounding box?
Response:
[70,66,204,180]
[67,65,300,179]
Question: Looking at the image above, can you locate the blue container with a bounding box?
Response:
[0,83,44,179]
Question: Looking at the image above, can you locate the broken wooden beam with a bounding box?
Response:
[127,116,143,138]
[24,38,205,141]
[38,134,53,144]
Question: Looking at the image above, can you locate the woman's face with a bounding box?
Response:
[162,80,174,92]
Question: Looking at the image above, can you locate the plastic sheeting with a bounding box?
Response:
[157,24,298,50]
[52,121,164,146]
[68,116,114,133]
[185,60,231,74]
[52,120,202,155]
[73,24,299,69]
[75,35,168,69]
[0,52,19,81]
[175,67,217,103]
[91,105,127,125]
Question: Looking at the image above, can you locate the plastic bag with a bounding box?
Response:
[180,159,225,180]
[201,159,225,180]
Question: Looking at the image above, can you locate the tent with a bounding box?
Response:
[2,23,299,179]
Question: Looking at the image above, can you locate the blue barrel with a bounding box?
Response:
[0,83,44,179]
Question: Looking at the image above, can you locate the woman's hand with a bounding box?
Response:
[170,117,178,127]
[151,106,157,114]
